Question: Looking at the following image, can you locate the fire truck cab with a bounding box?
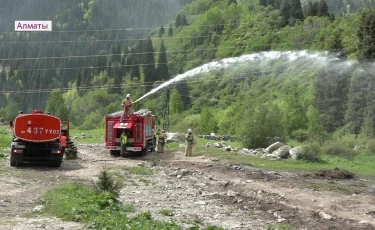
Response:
[105,109,156,157]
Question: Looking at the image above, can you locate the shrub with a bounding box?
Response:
[298,142,321,162]
[322,141,358,159]
[64,139,78,160]
[366,139,375,154]
[291,129,309,142]
[94,170,122,197]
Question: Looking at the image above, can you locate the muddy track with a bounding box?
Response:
[0,143,374,230]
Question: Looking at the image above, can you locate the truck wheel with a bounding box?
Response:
[10,155,16,167]
[141,143,149,156]
[110,150,120,157]
[50,160,62,167]
[120,144,131,157]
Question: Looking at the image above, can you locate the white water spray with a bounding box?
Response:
[134,50,345,103]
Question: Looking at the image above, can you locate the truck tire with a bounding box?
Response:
[141,142,149,156]
[110,150,120,157]
[50,159,62,167]
[120,144,131,157]
[10,155,16,167]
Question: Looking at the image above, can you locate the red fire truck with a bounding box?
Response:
[105,109,156,157]
[10,110,69,167]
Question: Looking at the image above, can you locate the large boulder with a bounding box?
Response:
[272,145,291,159]
[266,142,285,153]
[289,146,304,160]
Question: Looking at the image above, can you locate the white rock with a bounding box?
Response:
[227,190,238,197]
[319,211,333,220]
[289,146,304,160]
[266,142,285,153]
[194,200,206,205]
[33,205,44,212]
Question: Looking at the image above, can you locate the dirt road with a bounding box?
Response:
[0,143,374,230]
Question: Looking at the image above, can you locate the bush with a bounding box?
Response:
[322,141,358,159]
[94,170,122,197]
[366,139,375,154]
[298,142,321,162]
[64,139,78,160]
[291,129,309,142]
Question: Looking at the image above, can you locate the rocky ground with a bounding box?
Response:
[0,143,375,230]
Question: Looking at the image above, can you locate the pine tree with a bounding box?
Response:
[317,0,329,17]
[305,1,318,17]
[142,37,156,88]
[358,9,375,61]
[169,88,184,114]
[181,15,188,27]
[259,0,267,7]
[168,25,173,37]
[228,0,237,6]
[158,25,165,38]
[64,139,78,160]
[156,41,169,81]
[290,0,304,22]
[280,0,291,25]
[175,14,181,28]
[345,71,369,134]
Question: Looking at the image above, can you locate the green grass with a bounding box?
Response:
[69,128,105,144]
[0,125,11,148]
[66,128,375,177]
[166,137,375,177]
[128,166,153,175]
[41,183,180,229]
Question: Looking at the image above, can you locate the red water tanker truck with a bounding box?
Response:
[9,110,69,167]
[105,109,156,157]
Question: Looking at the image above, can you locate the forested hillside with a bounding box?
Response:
[2,0,375,149]
[0,0,191,113]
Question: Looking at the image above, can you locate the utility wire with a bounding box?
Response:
[0,69,275,94]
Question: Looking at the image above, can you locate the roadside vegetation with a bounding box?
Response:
[40,170,223,229]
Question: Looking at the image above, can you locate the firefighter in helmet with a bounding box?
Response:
[120,131,128,156]
[157,129,167,153]
[185,128,194,157]
[122,94,134,115]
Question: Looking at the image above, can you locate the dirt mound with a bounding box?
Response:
[312,168,355,179]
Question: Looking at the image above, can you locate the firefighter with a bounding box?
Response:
[122,94,134,115]
[157,129,167,153]
[185,128,194,157]
[60,132,67,154]
[120,131,127,156]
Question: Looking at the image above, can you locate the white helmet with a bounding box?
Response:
[126,94,131,98]
[187,129,192,133]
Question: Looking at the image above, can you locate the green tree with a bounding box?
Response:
[158,25,165,38]
[168,24,173,37]
[169,88,184,114]
[180,15,188,27]
[5,100,19,120]
[317,0,329,17]
[45,90,69,120]
[307,106,326,142]
[228,0,237,6]
[345,71,368,134]
[358,9,375,60]
[200,108,217,134]
[240,102,285,148]
[156,41,169,81]
[175,13,181,28]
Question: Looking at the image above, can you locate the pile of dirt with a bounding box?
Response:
[312,168,355,179]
